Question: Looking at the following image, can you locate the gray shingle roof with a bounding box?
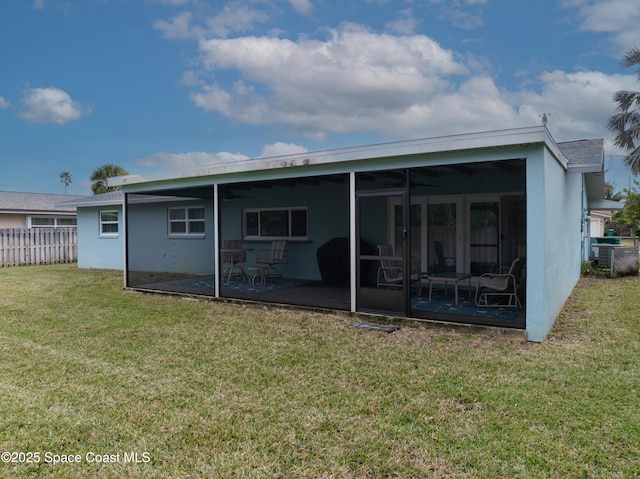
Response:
[0,191,87,214]
[56,190,124,207]
[557,138,604,172]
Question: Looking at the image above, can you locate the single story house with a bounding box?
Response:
[57,191,125,270]
[78,126,607,342]
[0,191,84,228]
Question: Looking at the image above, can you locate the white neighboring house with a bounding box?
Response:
[0,191,85,229]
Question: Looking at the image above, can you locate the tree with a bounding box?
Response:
[90,163,129,195]
[613,179,640,233]
[59,171,72,194]
[604,181,623,201]
[608,46,640,174]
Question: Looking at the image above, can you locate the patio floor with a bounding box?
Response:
[130,276,525,328]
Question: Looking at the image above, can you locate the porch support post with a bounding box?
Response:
[123,192,129,288]
[213,183,220,298]
[349,172,357,313]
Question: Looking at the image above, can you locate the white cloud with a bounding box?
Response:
[260,142,308,157]
[386,9,418,35]
[0,97,10,109]
[136,151,250,169]
[156,8,637,155]
[33,0,45,10]
[19,87,90,124]
[205,3,270,38]
[571,0,640,52]
[154,3,270,40]
[154,11,196,39]
[432,0,486,30]
[191,24,468,138]
[287,0,313,16]
[514,70,639,146]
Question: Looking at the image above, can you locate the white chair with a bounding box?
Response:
[376,243,403,288]
[475,257,525,308]
[255,240,287,280]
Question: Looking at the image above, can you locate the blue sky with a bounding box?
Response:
[1,0,639,195]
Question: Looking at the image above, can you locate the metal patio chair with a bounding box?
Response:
[255,240,288,280]
[475,256,525,308]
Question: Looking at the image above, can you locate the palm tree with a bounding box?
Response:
[59,171,72,194]
[90,163,129,195]
[608,46,640,174]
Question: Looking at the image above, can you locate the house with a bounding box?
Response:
[92,126,605,342]
[57,191,125,270]
[0,191,84,228]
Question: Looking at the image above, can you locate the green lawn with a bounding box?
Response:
[0,265,638,478]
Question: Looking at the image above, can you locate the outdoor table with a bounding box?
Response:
[423,272,473,305]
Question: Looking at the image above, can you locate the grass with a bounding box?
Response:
[0,264,638,478]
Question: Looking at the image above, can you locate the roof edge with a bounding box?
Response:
[116,125,551,190]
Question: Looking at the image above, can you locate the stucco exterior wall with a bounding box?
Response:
[127,199,214,276]
[0,213,27,228]
[77,206,124,270]
[526,145,582,342]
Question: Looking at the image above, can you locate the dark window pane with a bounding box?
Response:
[170,222,186,234]
[189,221,205,234]
[260,210,288,237]
[58,217,77,225]
[188,207,205,220]
[101,212,118,222]
[102,223,118,234]
[291,209,307,237]
[32,218,55,226]
[246,212,259,236]
[169,209,185,220]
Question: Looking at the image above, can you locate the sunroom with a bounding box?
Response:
[121,126,604,341]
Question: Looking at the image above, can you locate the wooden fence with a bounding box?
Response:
[0,228,77,267]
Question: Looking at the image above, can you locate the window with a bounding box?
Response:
[168,206,205,236]
[243,207,307,240]
[30,216,77,228]
[100,210,119,236]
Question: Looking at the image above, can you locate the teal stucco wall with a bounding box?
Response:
[127,199,215,276]
[526,145,582,342]
[77,205,124,270]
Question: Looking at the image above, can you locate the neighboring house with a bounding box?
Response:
[58,191,124,270]
[0,191,85,228]
[95,126,606,342]
[584,198,625,238]
[590,210,611,238]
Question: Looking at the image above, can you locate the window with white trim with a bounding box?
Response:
[30,216,77,228]
[168,206,205,236]
[243,207,307,240]
[100,210,119,236]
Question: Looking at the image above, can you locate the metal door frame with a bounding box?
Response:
[355,185,410,316]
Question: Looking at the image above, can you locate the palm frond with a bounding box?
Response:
[621,46,640,80]
[623,145,640,175]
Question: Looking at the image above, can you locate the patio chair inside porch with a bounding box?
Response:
[255,240,288,281]
[475,256,525,308]
[376,243,422,292]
